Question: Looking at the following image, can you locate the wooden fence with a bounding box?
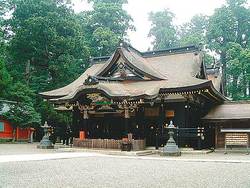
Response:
[73,138,145,151]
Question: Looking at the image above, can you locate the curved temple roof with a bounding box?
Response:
[96,47,167,80]
[40,44,226,103]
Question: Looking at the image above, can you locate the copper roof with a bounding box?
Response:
[40,45,225,102]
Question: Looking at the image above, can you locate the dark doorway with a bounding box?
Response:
[144,118,157,146]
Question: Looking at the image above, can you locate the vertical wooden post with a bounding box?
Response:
[124,106,130,137]
[138,107,145,139]
[156,103,164,149]
[72,107,79,138]
[197,127,202,150]
[215,124,218,149]
[83,108,89,138]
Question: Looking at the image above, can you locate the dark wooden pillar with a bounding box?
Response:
[82,108,89,138]
[184,100,190,128]
[136,107,142,139]
[124,106,130,138]
[72,107,80,138]
[157,103,165,149]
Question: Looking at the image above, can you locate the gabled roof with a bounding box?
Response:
[40,44,226,103]
[96,46,166,80]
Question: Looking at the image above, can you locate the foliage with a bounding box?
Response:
[148,9,178,50]
[1,0,250,131]
[8,82,35,103]
[3,103,41,128]
[204,53,214,67]
[226,42,250,100]
[178,14,208,46]
[80,0,134,56]
[0,0,134,132]
[206,0,250,94]
[37,101,71,127]
[3,82,41,128]
[0,58,12,98]
[5,0,90,92]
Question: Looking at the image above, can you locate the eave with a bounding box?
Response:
[47,80,226,105]
[159,80,226,103]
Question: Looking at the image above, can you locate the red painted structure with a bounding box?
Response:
[0,119,30,141]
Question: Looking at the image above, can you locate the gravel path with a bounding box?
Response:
[0,143,58,155]
[1,155,250,188]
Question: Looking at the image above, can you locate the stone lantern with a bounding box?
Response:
[162,121,181,156]
[37,121,54,149]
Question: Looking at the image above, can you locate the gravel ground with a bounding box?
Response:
[1,143,250,161]
[0,143,62,155]
[0,155,250,188]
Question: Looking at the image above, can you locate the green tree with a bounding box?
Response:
[226,42,250,99]
[178,14,214,67]
[178,14,208,46]
[3,82,41,140]
[37,101,71,130]
[204,53,214,67]
[3,103,41,128]
[206,0,250,94]
[148,9,178,50]
[0,0,9,65]
[79,0,135,56]
[0,59,12,98]
[5,0,90,92]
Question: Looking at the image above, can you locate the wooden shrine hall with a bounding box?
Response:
[40,43,241,150]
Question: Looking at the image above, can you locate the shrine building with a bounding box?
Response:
[40,43,250,150]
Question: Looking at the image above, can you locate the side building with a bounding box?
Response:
[40,44,228,150]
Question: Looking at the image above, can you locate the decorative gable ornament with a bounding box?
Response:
[86,93,103,102]
[84,76,99,85]
[112,61,137,79]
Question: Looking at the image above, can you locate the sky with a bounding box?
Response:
[72,0,226,51]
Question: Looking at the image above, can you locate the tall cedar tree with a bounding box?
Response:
[6,0,90,92]
[207,0,250,95]
[148,9,178,50]
[79,0,135,56]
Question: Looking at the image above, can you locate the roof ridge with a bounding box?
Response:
[142,45,200,56]
[90,44,200,61]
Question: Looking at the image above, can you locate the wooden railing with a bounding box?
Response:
[73,138,145,151]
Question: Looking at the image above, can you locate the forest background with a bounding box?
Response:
[0,0,249,130]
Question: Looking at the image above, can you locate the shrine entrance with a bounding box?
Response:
[144,118,158,147]
[87,114,124,139]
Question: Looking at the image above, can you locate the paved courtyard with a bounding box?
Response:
[0,144,250,188]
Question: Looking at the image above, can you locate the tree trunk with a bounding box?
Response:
[25,59,31,85]
[232,76,238,99]
[242,70,247,98]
